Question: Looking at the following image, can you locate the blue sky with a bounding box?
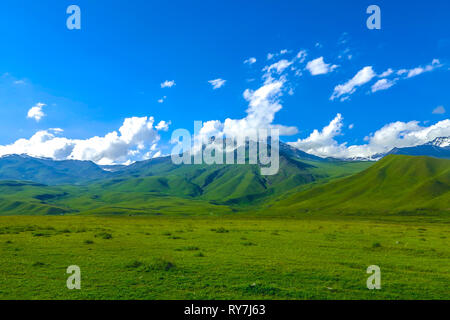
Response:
[0,0,449,163]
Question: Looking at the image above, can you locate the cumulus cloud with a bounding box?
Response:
[27,103,46,122]
[288,114,344,157]
[208,78,226,89]
[191,57,298,148]
[196,79,297,143]
[432,106,446,114]
[288,114,450,159]
[330,66,376,101]
[244,57,257,65]
[161,80,176,88]
[155,120,171,131]
[0,116,169,165]
[306,57,338,76]
[158,96,167,103]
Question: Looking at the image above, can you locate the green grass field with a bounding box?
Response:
[1,215,448,300]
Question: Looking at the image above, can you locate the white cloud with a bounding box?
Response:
[379,68,394,78]
[288,114,450,159]
[13,80,26,85]
[192,64,298,149]
[27,103,46,122]
[371,78,396,92]
[392,59,442,78]
[369,59,444,94]
[363,59,445,95]
[267,49,289,61]
[305,57,338,76]
[288,114,344,158]
[259,51,307,83]
[208,78,226,89]
[407,68,424,78]
[0,116,169,165]
[155,120,171,131]
[330,66,376,101]
[296,50,307,63]
[263,59,293,75]
[406,59,442,78]
[432,106,446,114]
[161,80,176,88]
[158,96,167,103]
[205,79,297,138]
[244,57,257,65]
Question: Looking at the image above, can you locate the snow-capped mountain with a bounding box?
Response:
[425,137,450,148]
[384,136,450,159]
[322,136,450,162]
[330,154,384,162]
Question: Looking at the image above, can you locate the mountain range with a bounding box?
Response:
[333,137,450,161]
[385,137,450,159]
[1,137,448,185]
[0,140,448,217]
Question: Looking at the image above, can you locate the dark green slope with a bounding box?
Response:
[0,181,73,215]
[109,152,318,204]
[89,175,203,197]
[270,155,450,216]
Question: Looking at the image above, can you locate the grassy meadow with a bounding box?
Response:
[0,215,448,300]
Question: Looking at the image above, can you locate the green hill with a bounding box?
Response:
[90,175,203,197]
[90,150,319,204]
[0,151,374,215]
[270,155,450,216]
[0,155,448,217]
[105,152,369,205]
[0,181,72,215]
